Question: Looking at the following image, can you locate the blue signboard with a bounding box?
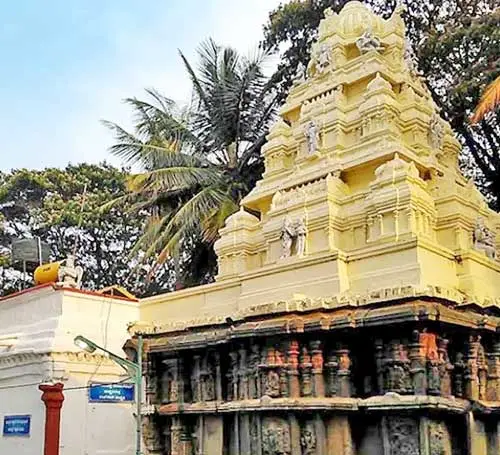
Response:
[3,415,31,436]
[88,383,135,403]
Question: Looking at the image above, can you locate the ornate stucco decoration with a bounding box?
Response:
[356,26,383,54]
[428,112,445,151]
[473,217,497,260]
[304,120,320,155]
[307,42,332,77]
[292,62,307,87]
[280,216,307,259]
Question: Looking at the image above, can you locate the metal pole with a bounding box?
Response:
[37,236,42,266]
[136,335,143,455]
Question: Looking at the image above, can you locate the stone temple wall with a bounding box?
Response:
[140,300,500,454]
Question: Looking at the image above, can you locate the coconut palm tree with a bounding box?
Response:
[471,75,500,123]
[103,39,277,285]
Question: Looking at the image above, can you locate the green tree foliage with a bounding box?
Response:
[0,163,173,296]
[104,39,278,286]
[264,0,500,207]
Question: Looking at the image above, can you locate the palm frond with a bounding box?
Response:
[471,75,500,123]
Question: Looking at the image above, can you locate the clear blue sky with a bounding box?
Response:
[0,1,283,171]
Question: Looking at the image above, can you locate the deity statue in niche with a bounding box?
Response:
[428,112,445,151]
[317,43,331,72]
[300,421,317,455]
[304,120,320,155]
[280,217,295,259]
[280,216,307,259]
[473,217,497,260]
[293,61,307,85]
[356,27,383,54]
[295,217,307,257]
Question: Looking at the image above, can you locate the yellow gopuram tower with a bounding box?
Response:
[135,3,500,454]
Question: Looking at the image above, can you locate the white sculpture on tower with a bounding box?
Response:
[304,121,320,155]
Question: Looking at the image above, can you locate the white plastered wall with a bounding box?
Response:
[0,286,140,455]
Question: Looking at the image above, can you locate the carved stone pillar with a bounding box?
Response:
[145,352,158,405]
[477,339,488,401]
[408,330,426,394]
[238,345,248,400]
[465,335,480,400]
[336,348,352,398]
[163,422,171,455]
[171,417,183,455]
[300,345,313,397]
[142,415,164,454]
[214,351,223,401]
[375,339,385,394]
[240,413,251,455]
[191,354,201,402]
[427,357,441,395]
[453,352,466,398]
[200,351,216,401]
[288,413,301,455]
[325,351,339,397]
[250,414,262,455]
[421,332,441,396]
[310,340,325,397]
[288,340,300,398]
[487,341,500,401]
[163,357,184,404]
[437,337,453,397]
[249,343,261,399]
[228,350,239,401]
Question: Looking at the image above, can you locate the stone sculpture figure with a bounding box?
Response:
[295,217,307,256]
[356,27,383,54]
[249,343,261,398]
[280,216,307,258]
[473,217,497,260]
[262,418,291,455]
[304,120,320,155]
[308,42,332,76]
[300,422,317,455]
[280,217,295,259]
[428,113,445,150]
[293,62,307,85]
[317,43,331,73]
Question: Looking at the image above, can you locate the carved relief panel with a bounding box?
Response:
[262,417,291,455]
[385,417,420,455]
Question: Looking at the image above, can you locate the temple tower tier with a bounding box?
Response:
[135,2,500,454]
